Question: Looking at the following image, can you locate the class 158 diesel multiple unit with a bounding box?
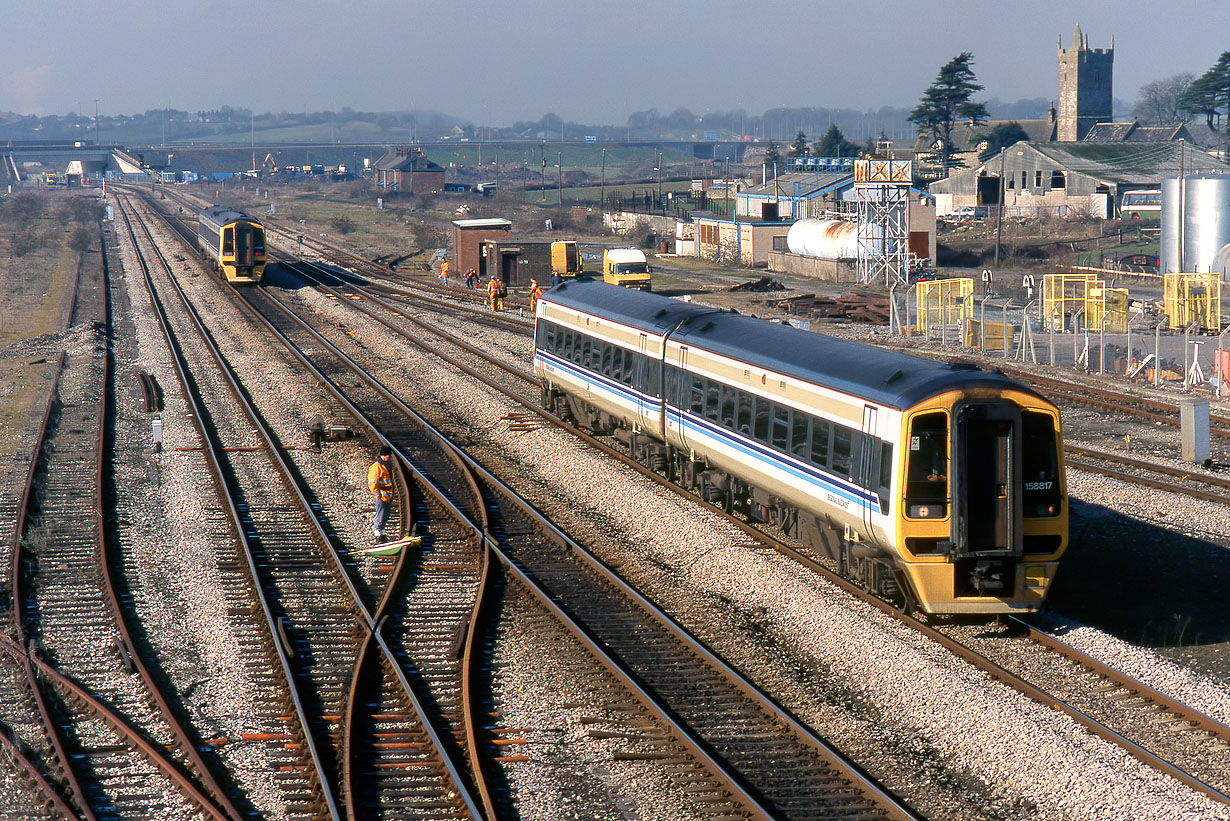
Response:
[533,280,1067,615]
[197,206,267,284]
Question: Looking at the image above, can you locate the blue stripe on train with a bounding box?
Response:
[536,349,877,510]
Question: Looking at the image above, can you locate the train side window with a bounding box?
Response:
[601,344,613,376]
[811,417,831,466]
[832,426,853,477]
[538,322,551,351]
[905,412,948,519]
[576,336,588,366]
[720,385,736,428]
[736,391,753,434]
[563,331,575,360]
[753,397,770,442]
[791,411,810,458]
[878,442,893,513]
[628,351,642,388]
[690,376,705,414]
[646,360,661,397]
[771,404,789,450]
[704,381,720,421]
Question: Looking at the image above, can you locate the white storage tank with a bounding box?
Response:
[785,218,858,259]
[1161,175,1230,273]
[1212,243,1230,281]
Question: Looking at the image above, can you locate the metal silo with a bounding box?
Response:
[1162,175,1230,273]
[1161,177,1181,273]
[1185,176,1230,274]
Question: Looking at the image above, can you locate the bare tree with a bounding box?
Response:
[1133,73,1195,124]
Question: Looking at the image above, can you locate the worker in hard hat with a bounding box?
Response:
[528,279,543,312]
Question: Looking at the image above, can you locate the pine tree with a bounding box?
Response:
[909,52,989,169]
[764,140,781,170]
[1180,52,1230,137]
[789,130,809,157]
[814,124,859,158]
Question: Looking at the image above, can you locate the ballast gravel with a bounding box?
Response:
[281,276,1230,820]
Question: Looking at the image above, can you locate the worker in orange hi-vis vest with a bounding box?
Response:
[368,445,394,543]
[529,279,543,312]
[439,259,450,287]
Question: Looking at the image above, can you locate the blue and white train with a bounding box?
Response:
[533,280,1067,615]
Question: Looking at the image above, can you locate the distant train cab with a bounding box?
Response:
[198,206,267,284]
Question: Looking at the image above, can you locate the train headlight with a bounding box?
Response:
[908,504,945,519]
[1024,565,1046,587]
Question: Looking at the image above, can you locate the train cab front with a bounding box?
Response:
[898,396,1067,615]
[224,222,266,284]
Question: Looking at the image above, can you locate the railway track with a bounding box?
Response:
[233,272,919,818]
[4,223,236,819]
[117,193,486,818]
[272,250,1230,809]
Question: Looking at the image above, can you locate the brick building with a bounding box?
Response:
[374,146,445,195]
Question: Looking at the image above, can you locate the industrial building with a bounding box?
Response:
[929,141,1230,219]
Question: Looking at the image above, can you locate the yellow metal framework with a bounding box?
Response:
[1163,273,1221,332]
[1041,273,1097,331]
[916,278,973,337]
[1086,284,1130,333]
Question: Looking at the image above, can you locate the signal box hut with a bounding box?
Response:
[478,239,552,288]
[451,218,512,280]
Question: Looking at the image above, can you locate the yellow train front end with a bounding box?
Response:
[218,220,267,284]
[894,388,1067,615]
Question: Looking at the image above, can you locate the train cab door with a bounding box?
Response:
[952,402,1022,556]
[635,333,653,431]
[859,405,879,535]
[671,346,690,451]
[234,224,253,266]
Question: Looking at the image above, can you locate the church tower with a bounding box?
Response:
[1057,24,1113,142]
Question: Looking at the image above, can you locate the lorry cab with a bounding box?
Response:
[602,248,652,291]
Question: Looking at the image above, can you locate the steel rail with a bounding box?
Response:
[242,282,919,820]
[0,636,234,821]
[102,205,247,821]
[125,194,486,820]
[284,255,1230,808]
[115,195,344,819]
[5,350,96,821]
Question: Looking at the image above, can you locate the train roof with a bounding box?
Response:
[200,205,260,225]
[674,309,1038,409]
[545,277,717,335]
[546,280,1040,410]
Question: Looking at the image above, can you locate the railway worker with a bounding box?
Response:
[439,259,450,287]
[981,268,994,297]
[528,279,543,312]
[488,275,506,311]
[1021,272,1035,301]
[465,268,477,289]
[368,445,395,544]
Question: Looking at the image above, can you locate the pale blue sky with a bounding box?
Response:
[2,0,1225,124]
